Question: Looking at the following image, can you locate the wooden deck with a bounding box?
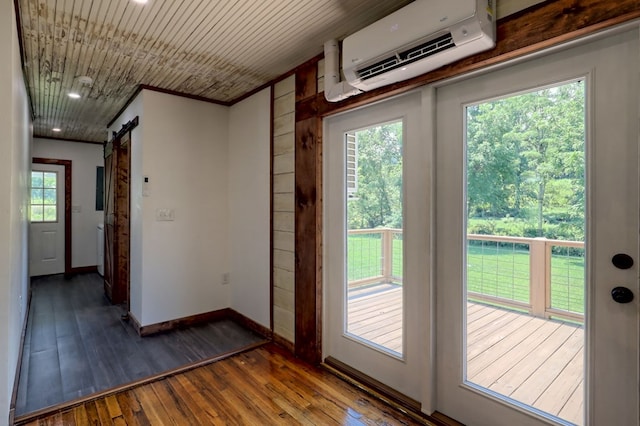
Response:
[347,283,584,425]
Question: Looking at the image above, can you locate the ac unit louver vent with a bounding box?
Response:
[357,33,455,81]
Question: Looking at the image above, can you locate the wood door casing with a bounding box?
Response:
[103,132,130,306]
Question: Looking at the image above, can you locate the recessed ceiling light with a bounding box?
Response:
[52,128,62,132]
[132,0,148,3]
[68,92,81,99]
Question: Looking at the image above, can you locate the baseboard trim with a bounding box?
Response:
[322,357,456,426]
[69,266,98,274]
[227,309,272,340]
[9,287,32,425]
[272,333,295,353]
[134,308,233,336]
[131,308,274,341]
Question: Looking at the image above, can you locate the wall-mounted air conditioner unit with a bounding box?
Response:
[341,0,495,92]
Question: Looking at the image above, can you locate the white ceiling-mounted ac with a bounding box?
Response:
[341,0,495,92]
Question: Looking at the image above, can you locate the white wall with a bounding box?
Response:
[229,88,271,328]
[32,139,104,269]
[109,90,231,326]
[0,4,31,424]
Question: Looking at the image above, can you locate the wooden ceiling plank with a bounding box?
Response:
[50,0,81,137]
[120,0,195,90]
[159,0,294,97]
[146,0,243,91]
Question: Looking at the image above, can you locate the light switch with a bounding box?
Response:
[72,205,82,213]
[143,176,150,197]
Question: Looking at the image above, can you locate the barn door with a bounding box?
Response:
[103,132,131,306]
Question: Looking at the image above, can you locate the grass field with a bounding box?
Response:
[347,234,585,314]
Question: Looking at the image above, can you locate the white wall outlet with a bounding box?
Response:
[155,208,175,221]
[222,273,230,285]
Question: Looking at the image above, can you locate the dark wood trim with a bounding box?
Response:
[272,332,295,354]
[135,308,233,336]
[296,0,640,121]
[69,266,98,274]
[8,286,32,425]
[12,0,35,119]
[107,86,143,128]
[229,53,324,106]
[32,158,72,276]
[139,84,232,107]
[324,356,422,413]
[12,0,26,71]
[33,135,104,145]
[128,311,142,334]
[322,357,455,426]
[133,307,273,340]
[293,61,323,365]
[269,85,275,333]
[12,340,268,426]
[227,309,272,340]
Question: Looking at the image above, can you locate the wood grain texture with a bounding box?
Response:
[294,117,322,364]
[16,344,429,426]
[14,273,267,419]
[295,61,317,102]
[296,0,640,121]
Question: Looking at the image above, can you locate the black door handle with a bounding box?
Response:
[611,286,634,304]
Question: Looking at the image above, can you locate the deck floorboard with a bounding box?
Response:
[347,283,584,425]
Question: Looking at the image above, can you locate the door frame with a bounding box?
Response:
[32,157,72,276]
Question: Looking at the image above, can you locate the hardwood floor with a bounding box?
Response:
[15,273,267,418]
[17,344,428,426]
[347,283,583,424]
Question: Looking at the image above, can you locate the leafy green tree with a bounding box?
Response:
[466,81,585,238]
[347,121,403,230]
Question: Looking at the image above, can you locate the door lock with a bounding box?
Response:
[611,286,634,304]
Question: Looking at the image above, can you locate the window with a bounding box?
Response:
[31,171,58,222]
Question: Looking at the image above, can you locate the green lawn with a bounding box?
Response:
[347,234,585,314]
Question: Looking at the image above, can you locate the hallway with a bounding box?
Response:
[15,273,266,418]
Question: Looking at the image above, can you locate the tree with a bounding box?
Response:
[466,80,585,237]
[347,121,403,230]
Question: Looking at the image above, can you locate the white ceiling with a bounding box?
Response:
[16,0,413,142]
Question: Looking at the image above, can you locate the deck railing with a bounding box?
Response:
[347,229,585,323]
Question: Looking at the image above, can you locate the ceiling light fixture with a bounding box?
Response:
[132,0,148,4]
[52,128,62,132]
[68,92,81,99]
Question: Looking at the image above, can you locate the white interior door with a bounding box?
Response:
[435,28,639,425]
[30,164,65,276]
[324,91,431,405]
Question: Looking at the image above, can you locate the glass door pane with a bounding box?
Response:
[464,81,586,425]
[345,121,404,357]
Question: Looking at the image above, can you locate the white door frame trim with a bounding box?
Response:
[32,157,72,275]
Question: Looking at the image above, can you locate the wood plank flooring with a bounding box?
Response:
[347,283,584,425]
[16,273,267,418]
[18,344,427,426]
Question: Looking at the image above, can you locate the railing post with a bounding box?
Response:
[382,228,393,283]
[530,238,547,318]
